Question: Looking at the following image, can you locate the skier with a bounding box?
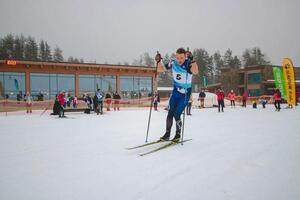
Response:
[25,92,33,114]
[273,88,281,111]
[153,91,160,111]
[198,89,206,108]
[216,88,225,112]
[156,48,199,142]
[228,89,236,108]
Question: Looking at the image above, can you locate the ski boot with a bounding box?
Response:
[171,120,182,142]
[171,133,181,143]
[160,132,170,141]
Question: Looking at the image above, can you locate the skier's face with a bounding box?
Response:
[176,53,186,65]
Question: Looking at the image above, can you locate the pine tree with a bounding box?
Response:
[44,42,52,61]
[39,40,46,60]
[143,52,155,67]
[24,36,38,60]
[13,35,26,60]
[0,34,14,59]
[53,46,64,62]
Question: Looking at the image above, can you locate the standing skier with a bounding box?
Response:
[216,88,225,112]
[156,48,199,142]
[273,88,281,111]
[57,91,66,117]
[153,91,160,111]
[228,89,236,108]
[198,89,206,108]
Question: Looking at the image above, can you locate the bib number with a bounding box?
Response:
[176,74,182,80]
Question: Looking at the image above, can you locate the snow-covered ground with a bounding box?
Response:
[0,105,300,200]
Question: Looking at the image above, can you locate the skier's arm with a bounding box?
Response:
[190,62,199,75]
[156,61,165,73]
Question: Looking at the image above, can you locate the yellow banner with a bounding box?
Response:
[282,58,296,105]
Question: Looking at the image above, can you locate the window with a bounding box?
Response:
[248,89,261,97]
[1,72,25,99]
[120,76,152,99]
[247,73,262,84]
[30,73,75,99]
[30,73,51,100]
[79,75,116,96]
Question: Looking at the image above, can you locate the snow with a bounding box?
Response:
[0,105,300,200]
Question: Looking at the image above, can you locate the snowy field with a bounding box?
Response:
[0,105,300,200]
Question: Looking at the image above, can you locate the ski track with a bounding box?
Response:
[0,106,300,200]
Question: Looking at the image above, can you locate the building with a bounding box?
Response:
[212,65,300,97]
[0,60,157,100]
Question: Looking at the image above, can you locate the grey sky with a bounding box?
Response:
[0,0,299,66]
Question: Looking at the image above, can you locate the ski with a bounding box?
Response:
[139,139,192,156]
[126,139,167,150]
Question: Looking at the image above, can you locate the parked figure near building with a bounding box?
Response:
[105,92,112,111]
[216,88,225,112]
[242,91,248,107]
[273,89,282,112]
[25,92,33,114]
[228,89,236,108]
[57,91,66,117]
[153,91,160,111]
[198,89,206,108]
[113,92,121,111]
[186,95,193,115]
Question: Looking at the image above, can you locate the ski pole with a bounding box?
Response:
[181,47,193,145]
[145,51,162,143]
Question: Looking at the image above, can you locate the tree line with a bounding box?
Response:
[0,34,83,63]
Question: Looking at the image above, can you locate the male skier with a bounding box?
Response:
[156,48,199,142]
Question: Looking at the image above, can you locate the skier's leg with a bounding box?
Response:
[161,93,177,140]
[222,100,224,112]
[218,100,221,112]
[172,93,190,141]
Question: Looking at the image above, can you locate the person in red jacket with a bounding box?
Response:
[57,91,66,117]
[228,89,236,108]
[273,88,282,112]
[216,88,225,112]
[242,91,248,107]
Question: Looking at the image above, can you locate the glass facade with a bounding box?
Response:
[30,73,75,99]
[248,89,261,97]
[79,75,116,95]
[247,73,262,84]
[0,72,25,99]
[120,76,152,99]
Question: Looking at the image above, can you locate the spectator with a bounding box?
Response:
[113,92,121,111]
[153,91,160,111]
[25,92,33,114]
[228,89,236,108]
[105,92,112,111]
[242,91,248,107]
[216,88,225,112]
[198,89,206,108]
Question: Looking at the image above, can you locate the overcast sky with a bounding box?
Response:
[0,0,299,66]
